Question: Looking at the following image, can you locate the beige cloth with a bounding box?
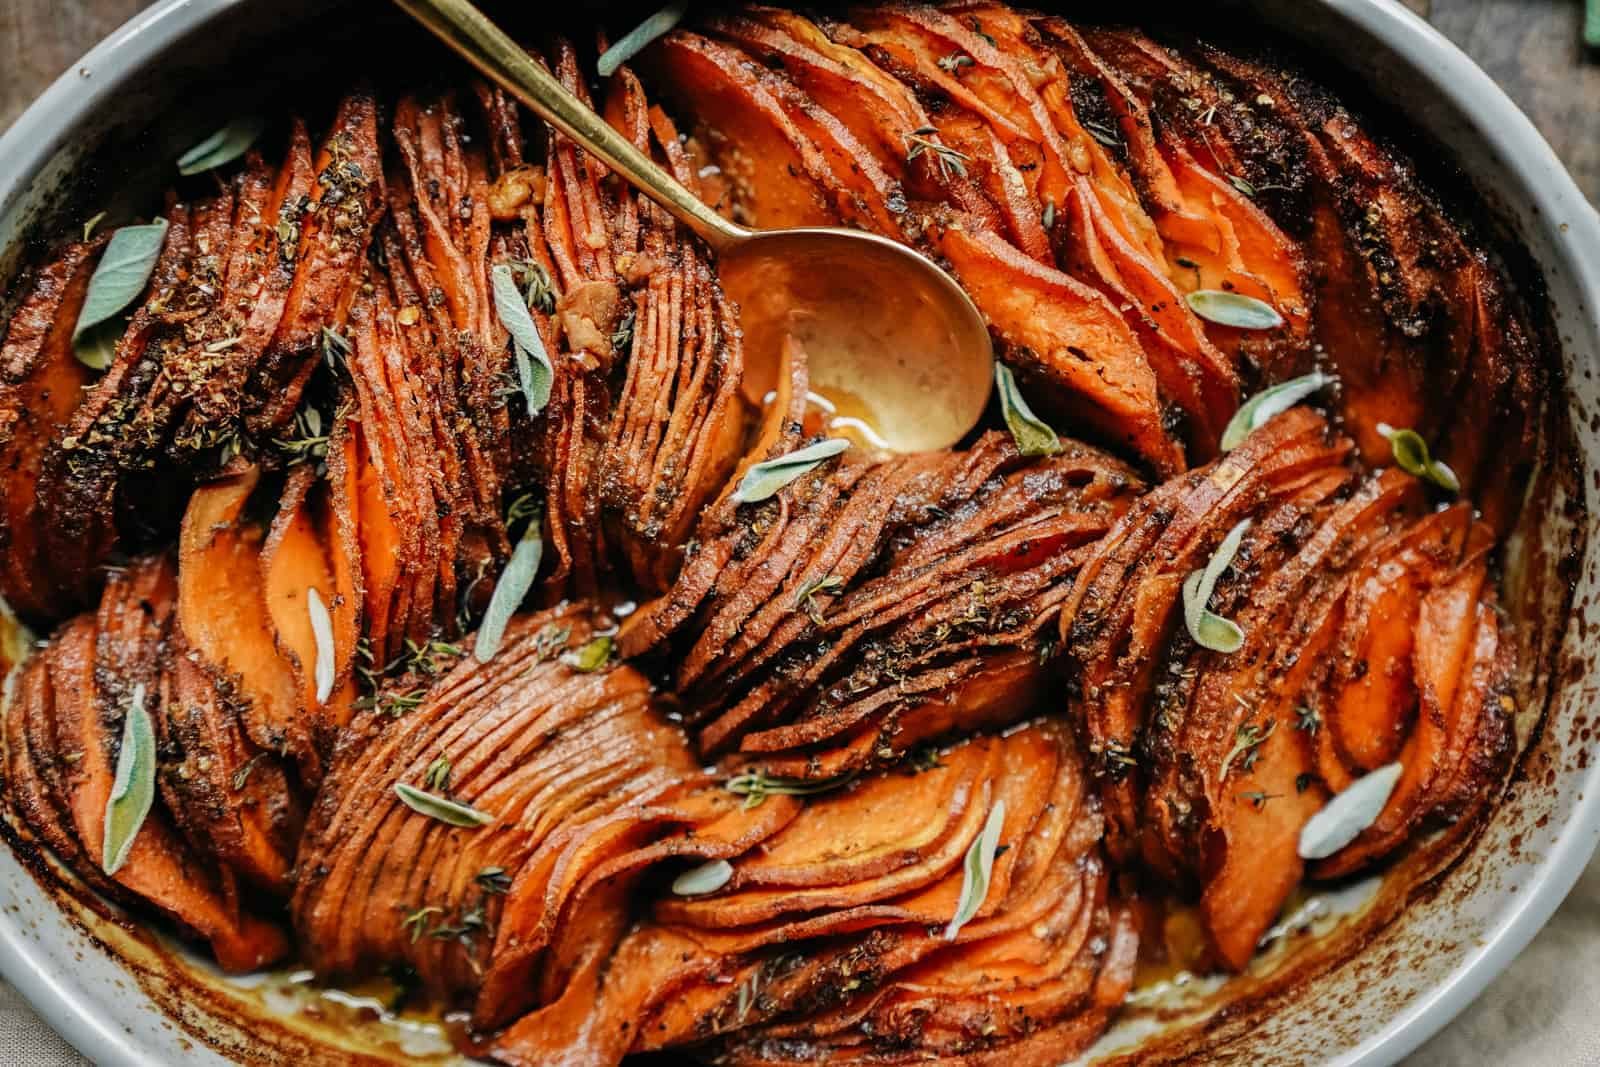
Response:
[2,861,1598,1063]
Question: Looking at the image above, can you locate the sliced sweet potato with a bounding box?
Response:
[50,586,289,972]
[247,91,382,436]
[178,466,312,775]
[0,237,108,620]
[934,220,1179,474]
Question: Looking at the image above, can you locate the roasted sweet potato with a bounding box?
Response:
[0,237,105,619]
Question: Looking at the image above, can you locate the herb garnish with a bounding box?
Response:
[73,219,169,369]
[937,52,974,75]
[320,326,352,375]
[1181,518,1250,653]
[995,361,1062,457]
[394,782,494,828]
[474,506,544,664]
[905,127,970,181]
[1220,718,1277,781]
[423,756,452,792]
[401,906,442,943]
[1239,790,1281,810]
[1376,423,1459,494]
[1297,761,1402,860]
[475,867,513,895]
[231,752,266,791]
[793,574,845,625]
[1220,371,1332,451]
[275,406,330,466]
[672,858,733,896]
[307,587,336,705]
[102,683,156,875]
[177,116,265,175]
[561,635,615,673]
[724,769,857,810]
[491,263,554,417]
[731,439,850,504]
[1186,290,1284,330]
[82,211,106,242]
[945,795,1006,940]
[1295,705,1321,735]
[597,0,690,77]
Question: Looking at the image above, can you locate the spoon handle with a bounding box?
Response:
[392,0,748,253]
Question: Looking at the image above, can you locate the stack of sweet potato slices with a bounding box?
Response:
[0,5,1565,1063]
[621,390,1143,775]
[1057,407,1516,970]
[485,720,1136,1066]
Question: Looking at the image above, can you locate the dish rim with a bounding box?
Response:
[0,1,1597,1065]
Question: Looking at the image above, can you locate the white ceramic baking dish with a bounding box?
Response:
[0,1,1596,1064]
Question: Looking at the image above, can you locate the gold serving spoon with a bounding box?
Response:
[392,0,994,454]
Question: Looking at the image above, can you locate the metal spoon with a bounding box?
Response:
[392,0,994,454]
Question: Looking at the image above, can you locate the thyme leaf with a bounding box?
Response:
[793,574,845,625]
[1219,718,1277,782]
[724,769,857,810]
[904,126,970,181]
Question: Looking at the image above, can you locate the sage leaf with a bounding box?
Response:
[672,858,732,896]
[1182,518,1251,654]
[1297,761,1402,859]
[732,439,850,504]
[102,683,155,875]
[307,587,335,705]
[597,0,689,77]
[995,361,1061,457]
[1376,423,1459,494]
[561,635,614,673]
[491,263,553,417]
[177,116,265,175]
[394,782,494,828]
[475,511,544,664]
[73,219,168,361]
[1186,289,1284,330]
[73,321,123,371]
[1221,371,1333,452]
[945,795,1006,940]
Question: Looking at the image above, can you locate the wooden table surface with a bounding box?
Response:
[3,0,1597,205]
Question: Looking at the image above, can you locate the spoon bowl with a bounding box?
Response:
[718,228,993,453]
[394,0,995,454]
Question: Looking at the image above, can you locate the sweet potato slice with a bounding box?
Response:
[158,642,303,895]
[1324,505,1471,772]
[177,466,312,774]
[1313,534,1495,878]
[50,589,289,972]
[0,237,105,619]
[247,91,382,436]
[933,220,1178,474]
